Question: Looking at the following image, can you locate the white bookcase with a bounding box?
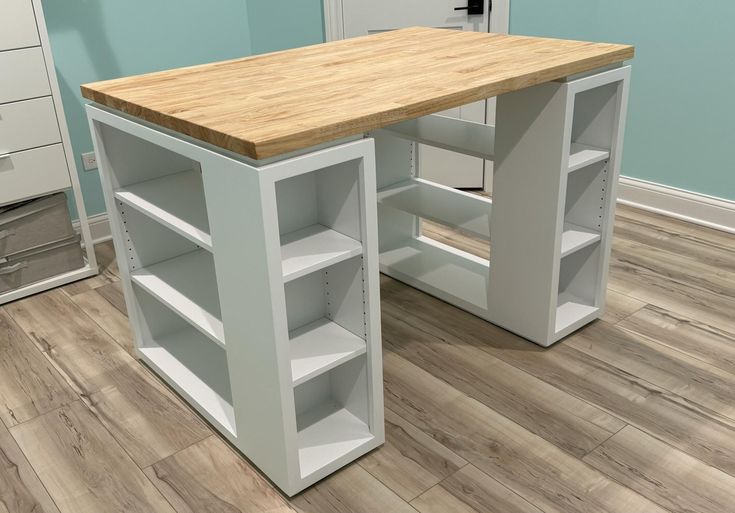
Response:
[87,105,384,496]
[376,66,631,346]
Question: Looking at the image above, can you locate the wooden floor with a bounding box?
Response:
[2,204,735,513]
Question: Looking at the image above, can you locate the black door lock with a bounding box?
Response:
[454,0,485,15]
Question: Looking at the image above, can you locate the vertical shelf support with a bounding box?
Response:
[88,104,383,496]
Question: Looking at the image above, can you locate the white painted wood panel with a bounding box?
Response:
[377,178,492,239]
[0,0,40,51]
[0,144,70,205]
[0,47,50,104]
[280,224,363,282]
[0,97,60,154]
[289,317,366,386]
[114,169,212,251]
[130,249,224,346]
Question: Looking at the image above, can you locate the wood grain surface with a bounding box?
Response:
[10,401,176,513]
[81,27,633,159]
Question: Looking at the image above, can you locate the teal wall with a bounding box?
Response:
[43,0,253,217]
[510,1,735,201]
[247,0,325,54]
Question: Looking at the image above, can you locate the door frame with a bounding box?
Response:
[323,0,511,41]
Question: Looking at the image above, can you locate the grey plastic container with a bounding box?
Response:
[0,192,76,258]
[0,234,84,293]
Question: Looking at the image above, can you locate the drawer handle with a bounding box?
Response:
[0,229,16,240]
[0,261,27,275]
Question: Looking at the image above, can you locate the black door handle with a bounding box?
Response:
[454,0,484,15]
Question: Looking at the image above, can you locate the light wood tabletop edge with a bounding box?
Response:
[81,27,634,161]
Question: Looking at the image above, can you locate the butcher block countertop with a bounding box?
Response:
[82,27,634,160]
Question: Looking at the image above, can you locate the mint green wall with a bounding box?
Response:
[43,0,252,217]
[247,0,325,54]
[510,1,735,201]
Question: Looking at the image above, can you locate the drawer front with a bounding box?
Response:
[0,0,40,52]
[0,47,50,104]
[0,97,61,154]
[0,144,70,206]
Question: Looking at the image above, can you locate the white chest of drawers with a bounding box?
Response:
[0,0,98,304]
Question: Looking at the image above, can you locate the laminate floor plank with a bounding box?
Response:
[567,321,735,420]
[609,240,735,334]
[381,307,626,458]
[144,435,295,513]
[63,241,119,296]
[0,421,61,513]
[10,401,176,513]
[584,426,735,513]
[381,277,735,476]
[601,289,646,324]
[383,351,667,513]
[359,408,467,501]
[5,289,211,468]
[96,281,128,315]
[411,465,543,513]
[70,286,135,354]
[618,305,735,376]
[0,309,76,427]
[290,464,418,513]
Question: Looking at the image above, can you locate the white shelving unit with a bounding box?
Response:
[376,66,631,346]
[88,106,383,496]
[0,0,98,305]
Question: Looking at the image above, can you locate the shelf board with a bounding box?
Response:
[296,402,374,479]
[139,327,235,436]
[378,178,492,239]
[561,223,601,258]
[378,114,495,160]
[130,249,224,347]
[380,236,489,317]
[555,292,599,335]
[568,143,610,173]
[114,169,212,251]
[281,225,363,283]
[290,318,366,386]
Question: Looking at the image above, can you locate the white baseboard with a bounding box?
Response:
[73,212,112,244]
[617,177,735,235]
[73,179,735,247]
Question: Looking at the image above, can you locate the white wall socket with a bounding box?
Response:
[81,151,97,171]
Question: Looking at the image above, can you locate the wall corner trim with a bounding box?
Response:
[618,176,735,235]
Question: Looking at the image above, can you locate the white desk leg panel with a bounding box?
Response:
[376,66,630,347]
[87,104,384,496]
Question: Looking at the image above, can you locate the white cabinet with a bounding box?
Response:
[0,0,40,51]
[0,0,98,305]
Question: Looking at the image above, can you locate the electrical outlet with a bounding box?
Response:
[81,151,97,171]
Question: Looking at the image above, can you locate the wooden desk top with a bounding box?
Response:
[82,27,633,160]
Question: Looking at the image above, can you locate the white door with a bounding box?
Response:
[340,0,500,190]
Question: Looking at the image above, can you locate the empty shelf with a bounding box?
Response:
[297,402,373,479]
[378,178,492,239]
[139,327,235,436]
[378,114,495,160]
[115,169,212,250]
[290,318,366,386]
[561,223,601,258]
[568,143,610,173]
[556,293,599,335]
[380,236,489,316]
[131,249,224,347]
[281,225,363,283]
